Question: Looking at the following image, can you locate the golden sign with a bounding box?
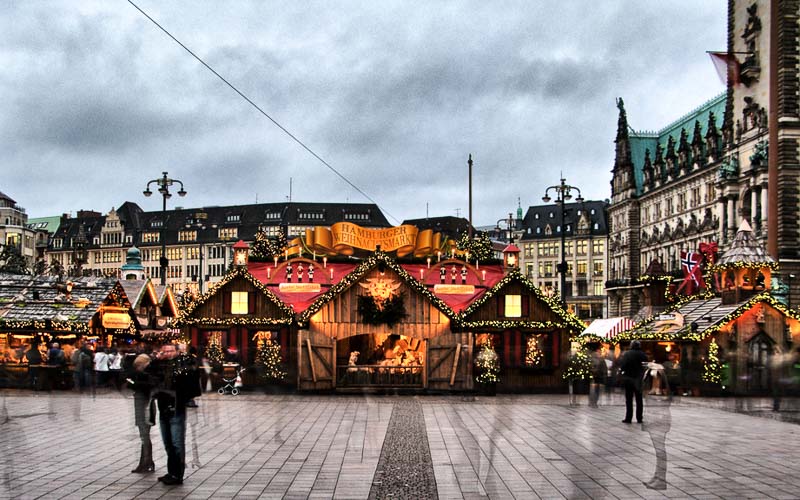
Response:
[289,223,447,258]
[278,283,322,293]
[102,312,131,329]
[433,284,475,295]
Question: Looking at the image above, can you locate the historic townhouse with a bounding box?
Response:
[47,201,391,293]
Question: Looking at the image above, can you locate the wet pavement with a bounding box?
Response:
[0,390,798,499]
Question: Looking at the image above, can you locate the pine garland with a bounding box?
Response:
[357,293,408,327]
[475,337,500,384]
[702,339,721,384]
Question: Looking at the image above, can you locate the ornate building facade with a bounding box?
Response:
[608,0,799,318]
[46,201,390,293]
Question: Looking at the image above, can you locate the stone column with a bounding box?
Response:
[719,197,726,239]
[727,197,736,240]
[760,186,768,233]
[751,189,758,226]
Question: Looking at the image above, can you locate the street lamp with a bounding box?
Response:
[143,172,187,285]
[542,177,584,306]
[495,213,516,242]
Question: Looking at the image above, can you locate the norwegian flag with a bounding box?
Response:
[681,251,704,288]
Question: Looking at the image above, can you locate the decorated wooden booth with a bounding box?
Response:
[615,222,800,395]
[175,225,584,393]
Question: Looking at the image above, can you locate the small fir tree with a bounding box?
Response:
[563,348,592,381]
[456,230,494,262]
[475,337,500,384]
[250,227,288,261]
[204,341,224,367]
[702,339,721,384]
[256,335,287,381]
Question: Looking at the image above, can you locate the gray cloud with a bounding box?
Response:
[0,1,726,225]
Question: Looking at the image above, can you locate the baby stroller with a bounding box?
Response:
[218,366,245,396]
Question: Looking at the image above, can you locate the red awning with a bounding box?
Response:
[581,317,634,340]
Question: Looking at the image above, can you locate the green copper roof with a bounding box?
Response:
[26,215,62,233]
[628,92,725,195]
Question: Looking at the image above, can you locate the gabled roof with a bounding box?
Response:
[297,251,459,325]
[460,269,586,332]
[618,292,800,343]
[0,274,119,332]
[177,266,294,326]
[519,200,608,241]
[119,279,158,309]
[628,92,725,195]
[716,219,774,267]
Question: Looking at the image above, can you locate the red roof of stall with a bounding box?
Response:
[248,259,507,314]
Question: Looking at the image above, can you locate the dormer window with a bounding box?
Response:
[151,220,163,228]
[265,212,281,220]
[534,214,539,220]
[549,212,554,218]
[227,214,241,223]
[299,211,324,220]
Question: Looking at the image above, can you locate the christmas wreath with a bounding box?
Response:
[357,293,408,327]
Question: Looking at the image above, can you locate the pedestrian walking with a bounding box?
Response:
[588,343,606,407]
[130,350,156,473]
[79,345,94,391]
[46,342,66,390]
[619,340,648,423]
[94,347,110,388]
[642,368,672,490]
[151,343,201,485]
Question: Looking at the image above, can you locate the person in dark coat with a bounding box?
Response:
[150,343,201,485]
[619,340,648,423]
[24,344,43,390]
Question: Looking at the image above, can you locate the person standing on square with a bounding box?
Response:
[619,340,648,423]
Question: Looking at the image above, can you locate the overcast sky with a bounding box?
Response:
[1,1,726,226]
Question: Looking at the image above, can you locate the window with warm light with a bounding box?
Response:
[504,294,522,317]
[218,227,238,240]
[231,291,248,315]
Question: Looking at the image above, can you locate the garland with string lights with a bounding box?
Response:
[175,266,295,327]
[459,268,585,333]
[298,250,457,326]
[702,339,721,384]
[614,291,800,344]
[562,348,591,381]
[475,336,500,384]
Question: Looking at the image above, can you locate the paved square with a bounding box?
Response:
[1,390,798,499]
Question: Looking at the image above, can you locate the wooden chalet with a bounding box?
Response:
[176,241,584,393]
[615,222,800,395]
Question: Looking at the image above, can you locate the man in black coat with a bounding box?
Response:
[619,340,648,423]
[150,343,201,486]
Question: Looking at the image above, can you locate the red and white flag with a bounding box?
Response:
[681,251,704,286]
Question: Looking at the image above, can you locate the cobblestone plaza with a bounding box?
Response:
[1,391,798,499]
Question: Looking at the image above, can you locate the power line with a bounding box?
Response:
[126,0,400,224]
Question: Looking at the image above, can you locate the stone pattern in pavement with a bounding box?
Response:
[368,399,437,500]
[1,391,799,499]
